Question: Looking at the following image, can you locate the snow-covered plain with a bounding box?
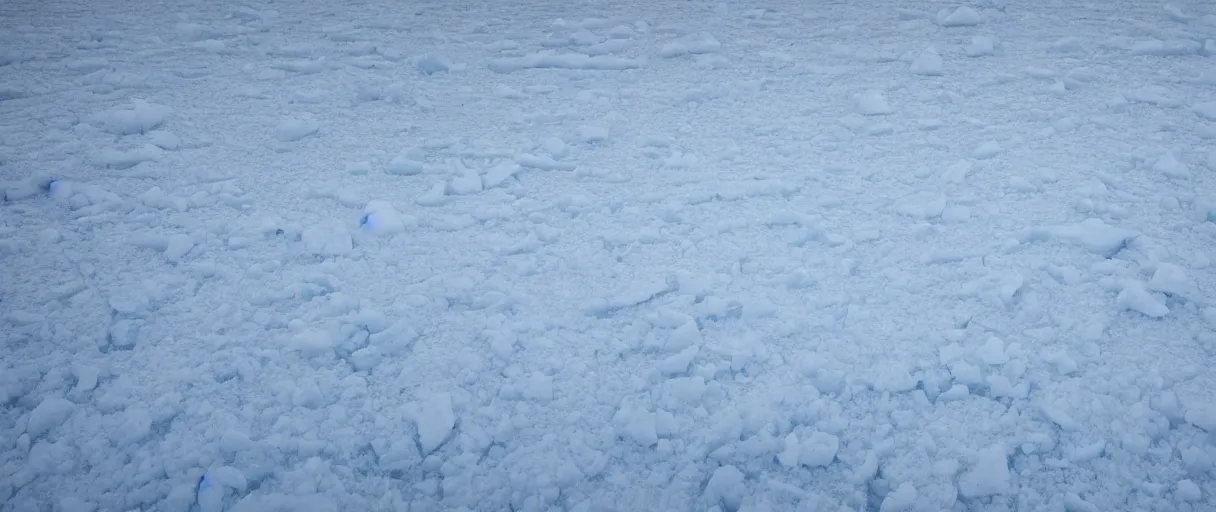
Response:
[2,0,1216,510]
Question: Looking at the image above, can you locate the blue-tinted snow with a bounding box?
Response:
[1,0,1215,511]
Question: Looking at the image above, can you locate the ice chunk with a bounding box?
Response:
[1049,218,1135,257]
[613,405,658,446]
[516,153,577,171]
[1064,493,1099,512]
[350,346,382,370]
[412,393,455,454]
[291,329,341,354]
[107,319,140,349]
[27,397,75,437]
[973,141,1002,159]
[416,182,448,206]
[1116,282,1169,318]
[1041,402,1080,431]
[92,145,164,169]
[360,200,411,236]
[72,364,98,394]
[164,234,194,262]
[704,465,746,511]
[118,408,152,444]
[1176,479,1202,502]
[219,430,254,454]
[1147,263,1197,299]
[1195,101,1216,121]
[659,32,722,58]
[881,482,919,512]
[966,36,996,57]
[275,118,319,142]
[386,156,424,175]
[911,47,943,76]
[577,125,610,143]
[958,444,1010,497]
[367,320,419,353]
[893,192,947,219]
[853,450,879,483]
[521,374,554,402]
[446,168,483,195]
[197,471,223,512]
[800,431,839,467]
[656,345,698,377]
[1183,405,1216,432]
[414,55,450,75]
[778,433,801,468]
[55,497,95,512]
[939,384,969,402]
[666,321,702,352]
[146,130,181,150]
[301,226,352,256]
[856,90,893,115]
[1154,152,1190,178]
[941,6,982,26]
[91,99,171,135]
[978,336,1008,365]
[490,53,645,73]
[482,162,520,188]
[28,440,75,475]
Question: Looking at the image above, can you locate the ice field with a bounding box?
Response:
[2,0,1216,510]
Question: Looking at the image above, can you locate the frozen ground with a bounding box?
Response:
[2,0,1215,510]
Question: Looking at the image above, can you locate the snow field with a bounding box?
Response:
[1,1,1215,511]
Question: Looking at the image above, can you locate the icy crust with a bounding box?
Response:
[1,0,1215,511]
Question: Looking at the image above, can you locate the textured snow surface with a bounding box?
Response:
[1,0,1215,511]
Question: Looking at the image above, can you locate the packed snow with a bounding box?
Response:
[1,0,1215,511]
